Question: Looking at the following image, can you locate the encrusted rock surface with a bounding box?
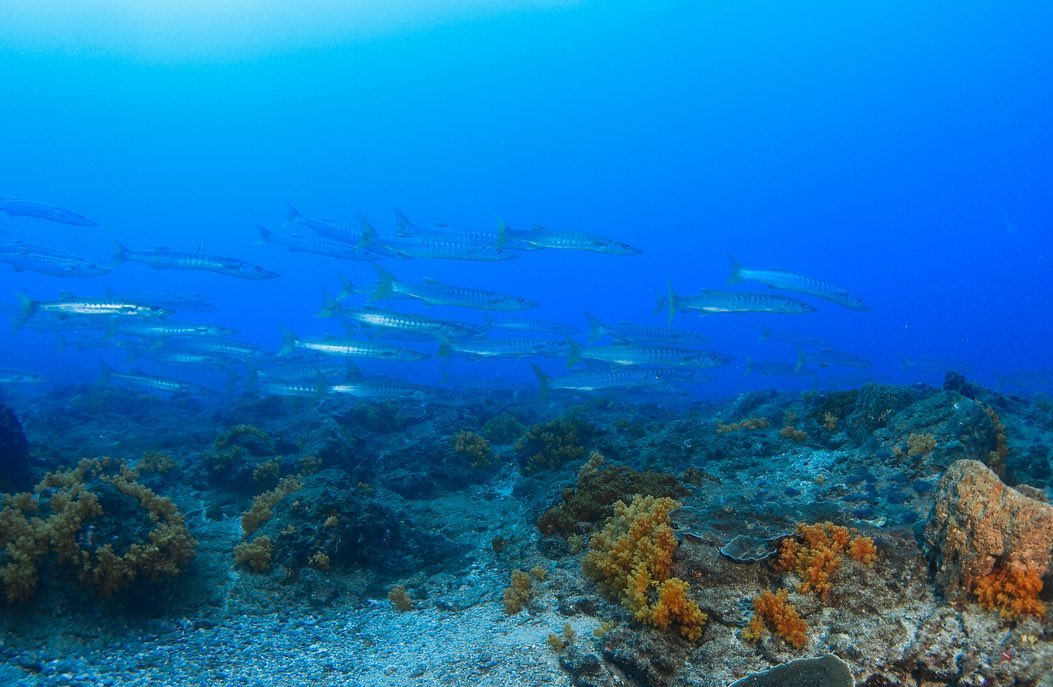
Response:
[925,459,1053,602]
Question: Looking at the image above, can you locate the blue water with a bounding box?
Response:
[1,1,1051,400]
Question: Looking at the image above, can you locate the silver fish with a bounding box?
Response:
[0,244,111,277]
[360,214,514,261]
[566,340,731,368]
[115,321,237,338]
[439,337,569,359]
[114,243,279,279]
[257,224,379,261]
[728,254,869,310]
[663,284,815,322]
[370,265,538,311]
[278,328,427,361]
[0,195,98,226]
[318,301,484,340]
[99,362,211,395]
[394,207,502,245]
[501,221,641,255]
[14,293,170,331]
[284,203,363,245]
[585,312,709,345]
[531,363,666,400]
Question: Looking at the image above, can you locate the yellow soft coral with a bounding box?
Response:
[743,589,808,650]
[583,495,706,640]
[774,521,877,602]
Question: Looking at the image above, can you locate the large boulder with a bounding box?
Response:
[925,459,1053,602]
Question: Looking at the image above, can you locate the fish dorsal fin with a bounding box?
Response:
[58,291,76,300]
[153,244,170,251]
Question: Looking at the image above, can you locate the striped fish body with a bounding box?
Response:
[573,343,730,368]
[116,244,278,279]
[729,261,868,310]
[290,337,426,361]
[0,196,98,226]
[676,290,815,315]
[506,227,641,255]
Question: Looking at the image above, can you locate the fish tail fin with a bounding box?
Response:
[13,293,37,332]
[113,242,129,265]
[316,293,339,318]
[256,224,273,243]
[758,327,771,342]
[371,264,396,300]
[336,273,355,301]
[565,337,581,367]
[744,354,753,377]
[314,370,328,398]
[496,216,509,248]
[393,207,413,236]
[278,327,297,357]
[584,311,605,343]
[795,351,805,373]
[356,212,378,249]
[285,202,301,223]
[665,281,679,325]
[530,363,551,402]
[726,252,744,285]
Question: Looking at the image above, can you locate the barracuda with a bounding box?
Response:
[284,203,363,244]
[566,340,731,368]
[500,221,641,255]
[530,363,666,401]
[14,293,170,331]
[317,300,484,339]
[662,284,815,323]
[278,328,427,361]
[728,254,869,310]
[256,224,379,261]
[370,265,538,311]
[0,194,98,226]
[0,248,111,277]
[585,312,709,345]
[393,207,502,245]
[114,243,279,279]
[360,214,514,261]
[438,337,568,359]
[99,362,210,395]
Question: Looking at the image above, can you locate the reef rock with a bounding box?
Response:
[925,459,1053,602]
[0,401,30,492]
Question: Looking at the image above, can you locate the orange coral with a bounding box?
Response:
[648,578,707,641]
[774,522,877,602]
[973,563,1046,619]
[583,495,706,640]
[743,589,808,650]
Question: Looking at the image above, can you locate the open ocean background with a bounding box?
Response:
[1,0,1051,399]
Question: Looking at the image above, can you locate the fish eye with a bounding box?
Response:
[254,266,264,272]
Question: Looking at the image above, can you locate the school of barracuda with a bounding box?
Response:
[1,194,874,400]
